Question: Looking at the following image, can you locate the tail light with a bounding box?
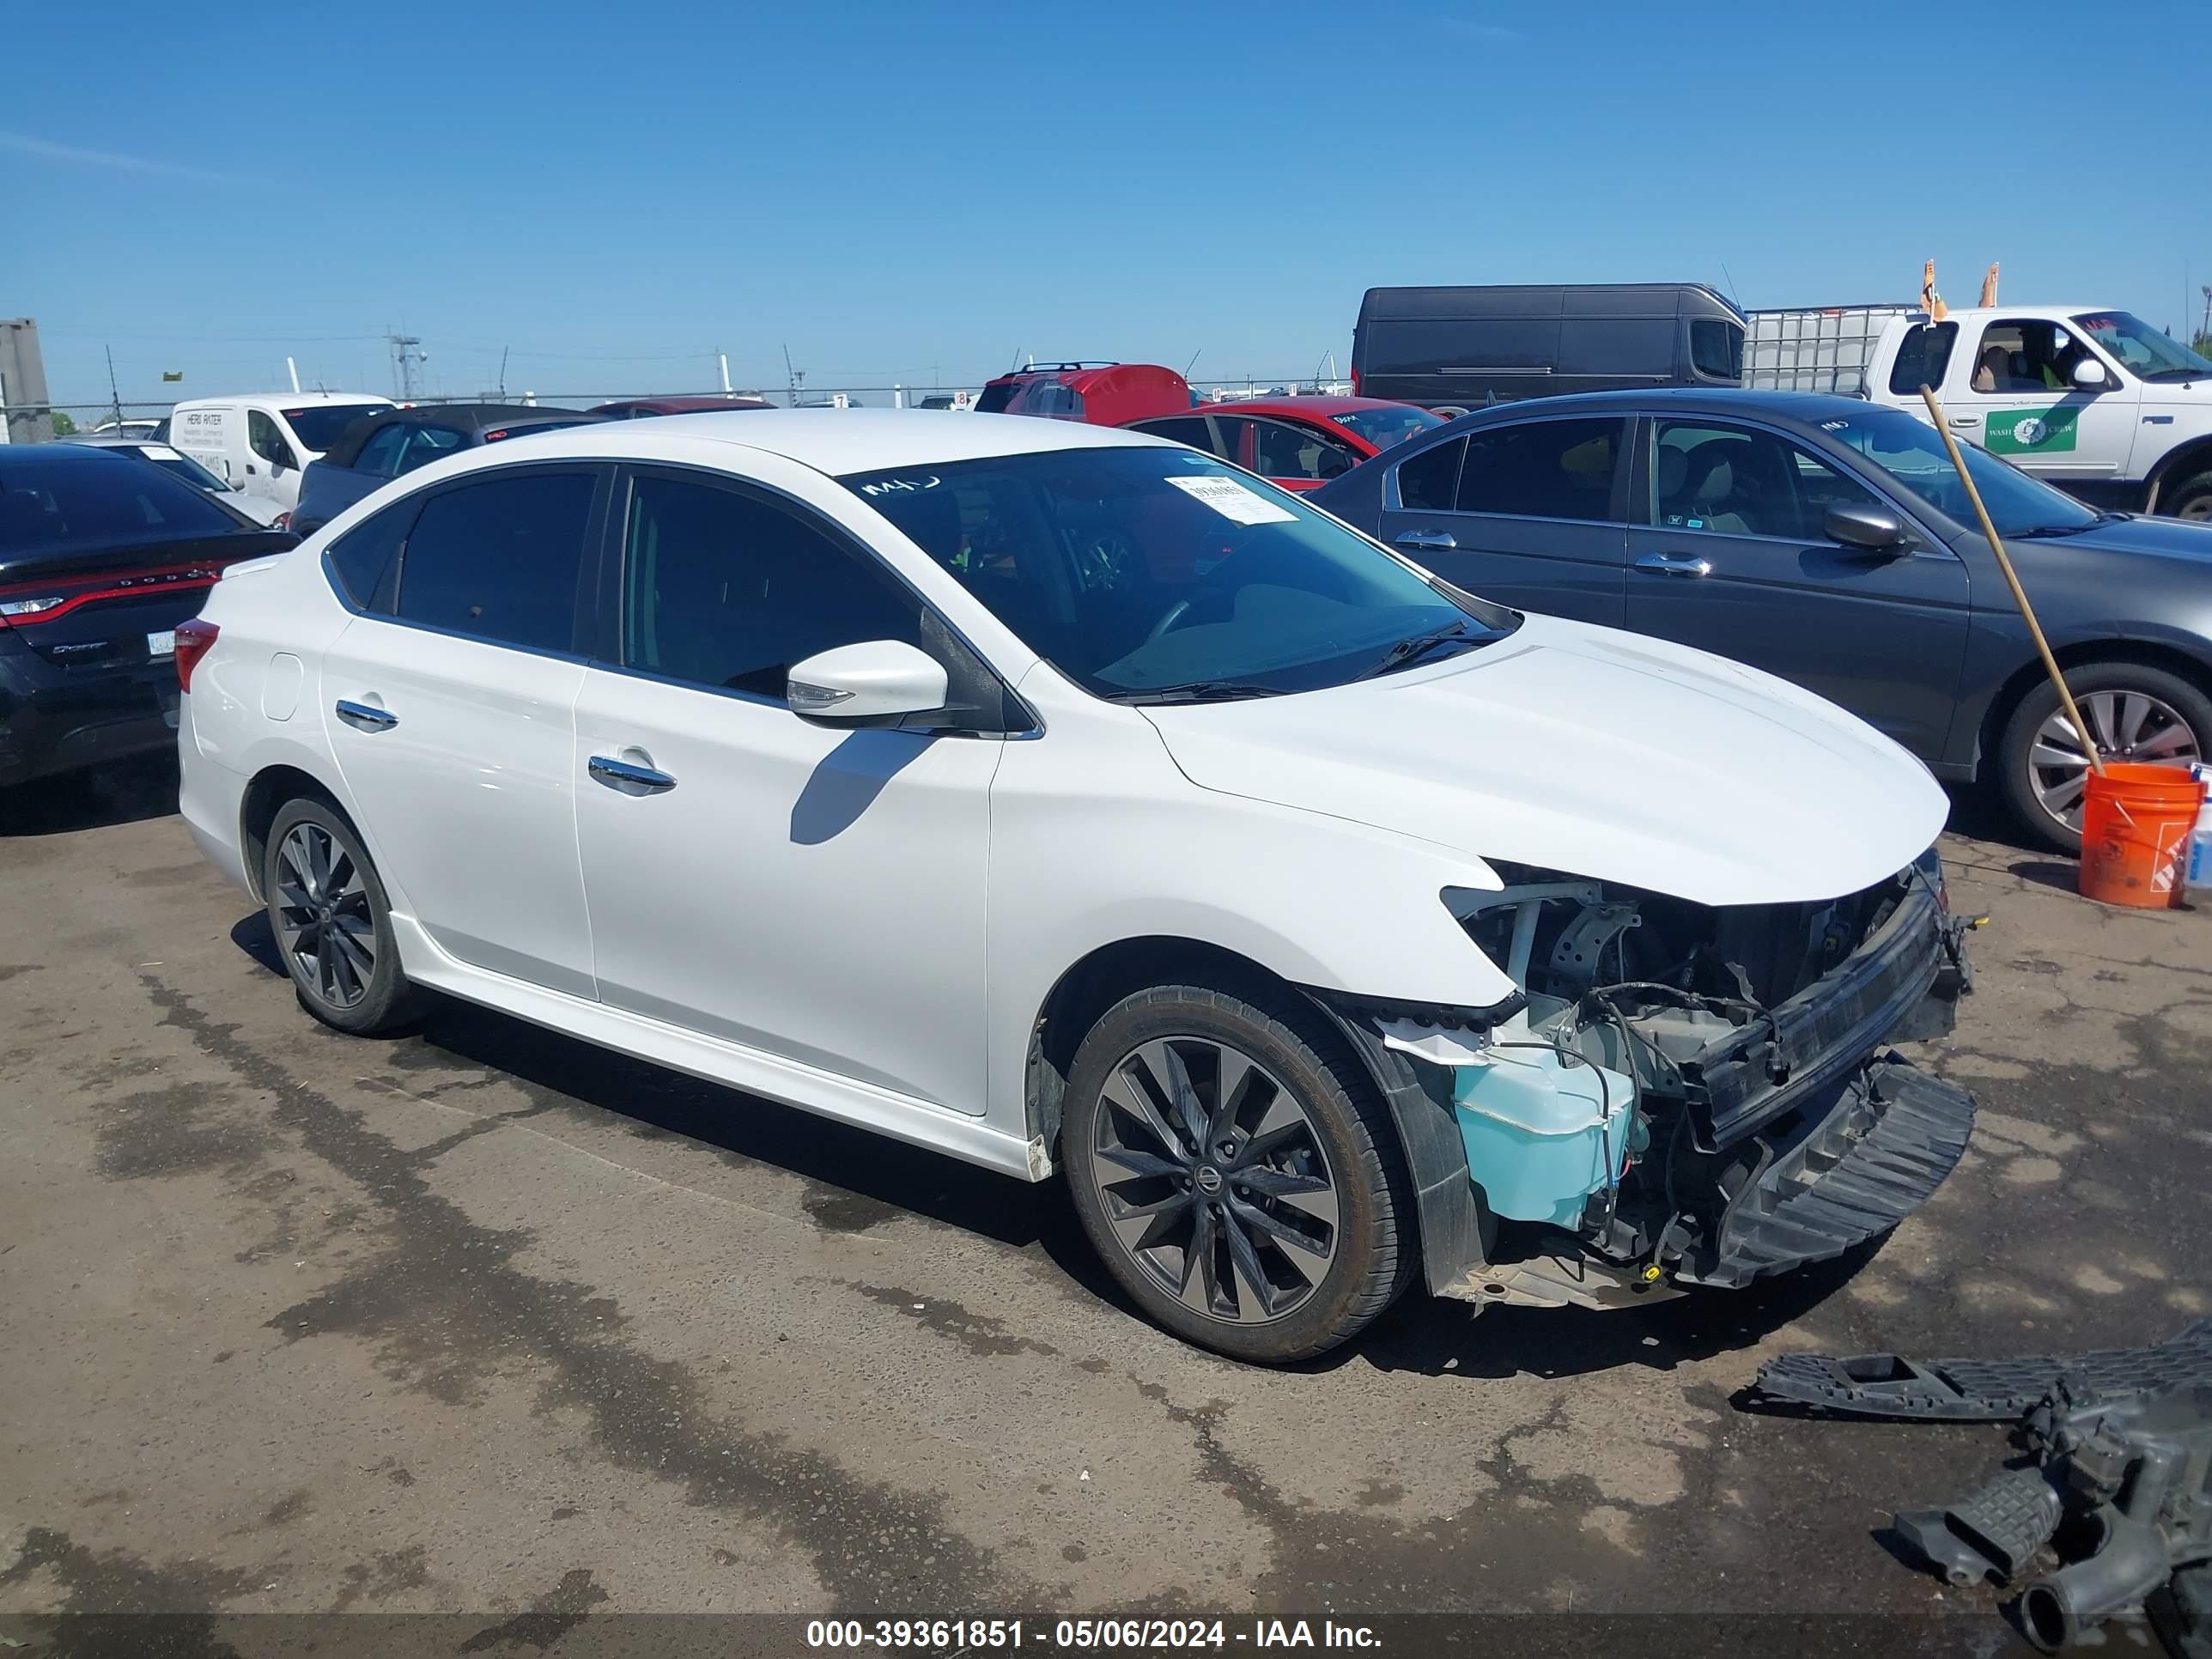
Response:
[0,595,68,627]
[1350,367,1362,395]
[173,618,219,692]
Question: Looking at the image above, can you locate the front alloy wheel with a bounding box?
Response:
[2027,690,2200,831]
[1063,983,1412,1364]
[2000,661,2212,853]
[1088,1036,1340,1325]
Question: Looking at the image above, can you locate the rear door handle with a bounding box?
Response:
[1634,551,1712,578]
[1395,529,1457,551]
[334,698,398,731]
[1948,416,1978,428]
[589,754,677,794]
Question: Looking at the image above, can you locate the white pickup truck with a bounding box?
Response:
[1745,305,2212,520]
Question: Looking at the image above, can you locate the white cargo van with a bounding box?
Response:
[167,392,393,516]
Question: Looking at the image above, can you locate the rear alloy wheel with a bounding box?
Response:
[1063,985,1411,1364]
[1999,663,2212,853]
[262,799,425,1036]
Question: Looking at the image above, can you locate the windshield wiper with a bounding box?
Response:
[2010,520,2107,539]
[1357,622,1482,681]
[1106,680,1287,705]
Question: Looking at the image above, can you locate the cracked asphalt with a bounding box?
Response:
[3,760,2209,1650]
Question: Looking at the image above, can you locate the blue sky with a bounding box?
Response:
[8,0,2208,409]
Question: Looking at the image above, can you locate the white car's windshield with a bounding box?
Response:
[1815,407,2102,538]
[842,447,1517,702]
[2072,312,2212,384]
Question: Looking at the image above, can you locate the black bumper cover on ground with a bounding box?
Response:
[1676,1050,1976,1290]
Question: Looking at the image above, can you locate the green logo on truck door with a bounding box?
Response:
[1984,404,2080,454]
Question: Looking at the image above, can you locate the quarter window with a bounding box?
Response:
[392,471,596,653]
[621,472,920,700]
[1455,418,1624,521]
[397,425,466,475]
[1887,322,1959,396]
[353,424,410,477]
[1394,436,1466,511]
[325,501,413,613]
[1652,420,1880,541]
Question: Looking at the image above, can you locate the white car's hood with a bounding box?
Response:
[1139,613,1948,907]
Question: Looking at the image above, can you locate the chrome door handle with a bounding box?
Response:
[1634,551,1712,578]
[334,698,398,731]
[1395,529,1458,551]
[1948,416,1978,428]
[589,755,677,794]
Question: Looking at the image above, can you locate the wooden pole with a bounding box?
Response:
[1919,384,2103,780]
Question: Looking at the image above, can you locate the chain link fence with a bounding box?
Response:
[22,374,1344,440]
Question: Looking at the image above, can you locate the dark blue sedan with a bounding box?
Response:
[1311,387,2212,850]
[289,404,602,538]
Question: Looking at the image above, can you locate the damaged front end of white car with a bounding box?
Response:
[1321,846,1977,1314]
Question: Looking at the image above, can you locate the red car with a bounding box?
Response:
[587,396,775,417]
[1122,396,1445,490]
[975,362,1196,426]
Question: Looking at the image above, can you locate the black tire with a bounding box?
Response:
[1997,660,2212,854]
[2163,470,2212,524]
[1061,982,1414,1364]
[261,798,427,1036]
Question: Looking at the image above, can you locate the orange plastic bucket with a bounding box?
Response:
[2077,763,2202,908]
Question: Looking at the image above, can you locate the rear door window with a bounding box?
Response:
[1393,436,1466,510]
[1887,322,1958,394]
[1454,418,1626,522]
[392,470,597,653]
[1130,416,1220,456]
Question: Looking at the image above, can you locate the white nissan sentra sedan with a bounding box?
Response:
[176,410,1975,1363]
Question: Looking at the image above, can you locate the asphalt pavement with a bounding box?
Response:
[3,760,2208,1654]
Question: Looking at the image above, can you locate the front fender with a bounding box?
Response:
[983,702,1514,1138]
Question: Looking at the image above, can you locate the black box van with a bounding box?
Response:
[1352,283,1745,410]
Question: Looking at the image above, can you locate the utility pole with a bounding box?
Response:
[106,345,124,430]
[387,332,426,401]
[495,347,509,400]
[782,343,805,408]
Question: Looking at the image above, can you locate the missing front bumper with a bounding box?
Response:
[1674,1051,1975,1289]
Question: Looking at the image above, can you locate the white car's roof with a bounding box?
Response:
[498,409,1174,476]
[172,391,393,409]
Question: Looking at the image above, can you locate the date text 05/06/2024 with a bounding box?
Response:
[805,1619,1383,1650]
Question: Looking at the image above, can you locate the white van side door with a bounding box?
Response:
[173,405,239,484]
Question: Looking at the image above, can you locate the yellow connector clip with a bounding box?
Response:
[1639,1263,1664,1284]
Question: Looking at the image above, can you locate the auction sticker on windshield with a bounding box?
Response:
[1164,474,1297,525]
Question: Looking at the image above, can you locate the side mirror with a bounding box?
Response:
[2071,358,2109,391]
[787,641,949,727]
[1826,501,1910,554]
